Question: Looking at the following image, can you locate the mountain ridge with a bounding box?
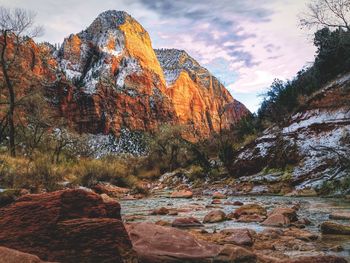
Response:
[54,10,249,138]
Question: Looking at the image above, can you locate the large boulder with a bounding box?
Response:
[0,189,137,262]
[0,246,45,263]
[203,210,227,223]
[320,221,350,235]
[127,223,256,263]
[127,222,220,263]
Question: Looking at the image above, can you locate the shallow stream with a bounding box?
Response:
[120,193,350,260]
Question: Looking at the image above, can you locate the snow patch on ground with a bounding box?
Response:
[235,104,350,190]
[283,109,350,133]
[87,128,147,157]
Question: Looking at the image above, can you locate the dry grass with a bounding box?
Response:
[0,153,161,192]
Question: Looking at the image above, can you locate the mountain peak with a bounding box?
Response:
[155,48,204,86]
[94,10,130,28]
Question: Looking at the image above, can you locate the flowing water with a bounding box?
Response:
[120,192,350,260]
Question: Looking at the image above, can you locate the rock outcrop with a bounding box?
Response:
[57,10,177,135]
[231,73,350,193]
[55,11,249,140]
[0,11,249,152]
[0,189,137,262]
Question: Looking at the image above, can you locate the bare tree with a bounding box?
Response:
[300,0,350,30]
[0,7,43,156]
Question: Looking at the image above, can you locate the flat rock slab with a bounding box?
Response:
[127,222,221,263]
[127,223,258,263]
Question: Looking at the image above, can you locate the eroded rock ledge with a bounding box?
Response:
[0,189,137,262]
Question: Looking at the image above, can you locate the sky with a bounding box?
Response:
[0,0,317,112]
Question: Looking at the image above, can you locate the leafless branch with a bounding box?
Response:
[300,0,350,30]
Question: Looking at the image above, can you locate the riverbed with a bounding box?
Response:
[120,193,350,260]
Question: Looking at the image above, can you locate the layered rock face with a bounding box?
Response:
[56,11,248,137]
[1,10,249,144]
[0,37,59,125]
[0,189,137,262]
[57,10,177,134]
[155,49,249,137]
[231,73,350,193]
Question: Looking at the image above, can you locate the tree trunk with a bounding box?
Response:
[8,88,15,157]
[0,30,16,156]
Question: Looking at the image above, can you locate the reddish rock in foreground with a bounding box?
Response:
[127,222,256,263]
[0,189,137,262]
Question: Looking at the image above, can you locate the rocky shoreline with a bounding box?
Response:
[0,186,349,262]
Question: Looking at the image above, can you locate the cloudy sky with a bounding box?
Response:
[1,0,316,112]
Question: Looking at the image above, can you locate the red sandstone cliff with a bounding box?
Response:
[0,10,249,141]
